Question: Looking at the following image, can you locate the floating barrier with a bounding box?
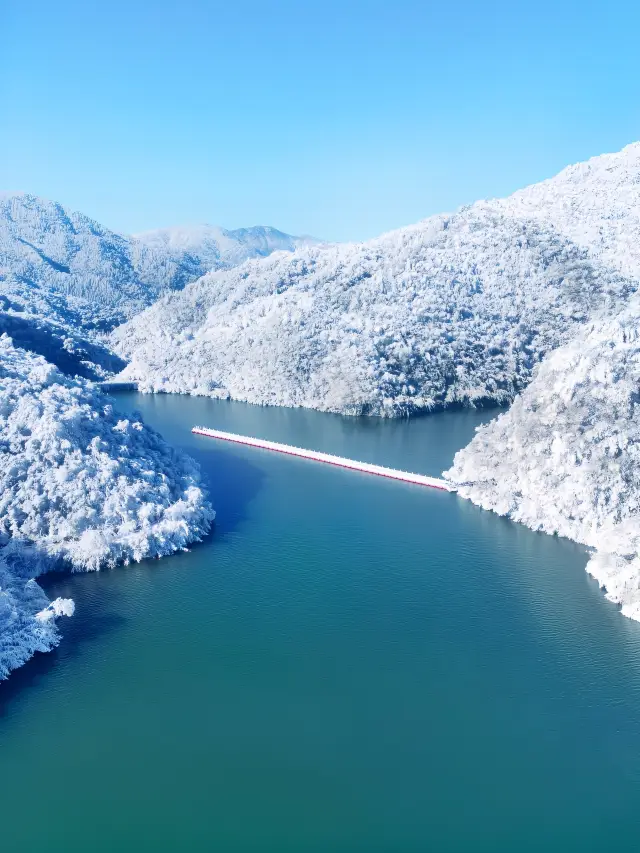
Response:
[192,426,454,492]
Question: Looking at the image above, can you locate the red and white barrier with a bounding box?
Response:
[192,426,454,492]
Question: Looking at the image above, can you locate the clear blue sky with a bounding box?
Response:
[1,0,639,241]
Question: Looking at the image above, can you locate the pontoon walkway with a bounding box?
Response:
[192,426,454,492]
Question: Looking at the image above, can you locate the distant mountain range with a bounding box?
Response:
[0,191,315,375]
[0,192,317,323]
[135,223,320,274]
[0,193,192,326]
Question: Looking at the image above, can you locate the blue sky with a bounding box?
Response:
[2,0,639,241]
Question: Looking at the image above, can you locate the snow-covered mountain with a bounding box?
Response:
[111,212,634,415]
[0,193,313,331]
[0,335,215,679]
[445,298,640,620]
[135,223,320,273]
[0,193,318,383]
[111,142,640,416]
[0,274,126,380]
[488,142,640,281]
[0,193,203,327]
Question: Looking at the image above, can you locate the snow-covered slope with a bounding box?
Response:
[112,204,634,415]
[489,142,640,281]
[0,193,320,332]
[0,541,74,681]
[135,223,319,273]
[0,274,126,380]
[445,299,640,619]
[0,193,204,326]
[111,142,640,417]
[0,335,215,678]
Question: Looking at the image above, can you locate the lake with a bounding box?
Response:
[1,392,640,852]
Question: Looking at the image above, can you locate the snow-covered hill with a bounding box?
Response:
[489,142,640,281]
[111,142,640,416]
[0,193,313,331]
[0,193,203,326]
[112,205,634,415]
[0,335,215,679]
[135,223,319,273]
[445,299,640,620]
[0,274,126,379]
[0,541,74,681]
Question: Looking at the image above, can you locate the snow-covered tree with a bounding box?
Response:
[112,205,634,415]
[0,334,214,679]
[0,192,318,327]
[445,299,640,620]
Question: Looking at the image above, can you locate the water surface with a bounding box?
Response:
[2,394,640,852]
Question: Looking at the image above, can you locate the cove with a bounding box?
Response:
[1,392,640,852]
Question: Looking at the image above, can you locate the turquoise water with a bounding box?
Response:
[2,393,640,852]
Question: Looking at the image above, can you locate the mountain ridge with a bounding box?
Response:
[0,192,315,329]
[0,192,315,380]
[111,142,640,416]
[134,222,321,279]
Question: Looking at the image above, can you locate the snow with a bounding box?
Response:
[112,203,634,415]
[0,194,312,330]
[445,299,640,619]
[488,142,640,281]
[36,598,76,620]
[0,335,214,679]
[0,193,202,326]
[0,541,74,680]
[135,223,321,272]
[0,273,126,380]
